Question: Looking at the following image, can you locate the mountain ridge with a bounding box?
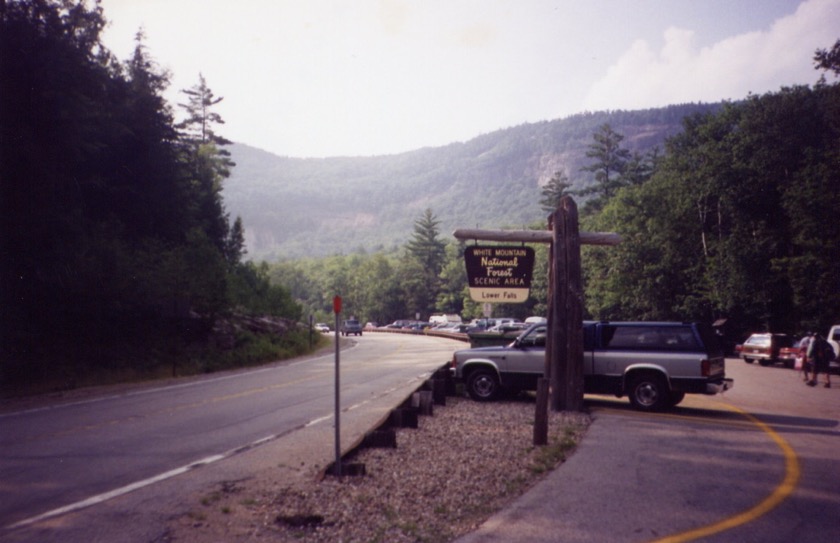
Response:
[223,104,721,260]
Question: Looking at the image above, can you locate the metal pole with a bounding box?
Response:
[334,305,341,476]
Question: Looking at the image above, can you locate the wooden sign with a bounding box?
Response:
[464,245,535,303]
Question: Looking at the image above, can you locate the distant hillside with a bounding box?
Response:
[223,104,720,260]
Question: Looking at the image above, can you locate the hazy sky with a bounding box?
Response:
[99,0,840,158]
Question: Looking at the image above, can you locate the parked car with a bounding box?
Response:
[778,338,805,369]
[740,333,794,366]
[314,323,331,333]
[828,324,840,359]
[451,321,732,411]
[485,322,527,333]
[429,314,462,326]
[524,316,547,324]
[385,320,413,329]
[340,319,363,336]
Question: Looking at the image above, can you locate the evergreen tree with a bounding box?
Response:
[620,148,659,187]
[177,74,233,147]
[119,31,189,242]
[226,216,247,267]
[814,38,840,77]
[576,124,631,210]
[176,74,242,260]
[435,242,467,315]
[539,170,572,214]
[405,209,446,317]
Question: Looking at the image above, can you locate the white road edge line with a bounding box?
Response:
[7,367,434,531]
[6,430,288,531]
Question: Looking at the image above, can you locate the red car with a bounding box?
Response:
[778,338,806,369]
[740,333,795,366]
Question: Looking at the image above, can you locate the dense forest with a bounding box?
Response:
[2,0,838,394]
[1,0,305,394]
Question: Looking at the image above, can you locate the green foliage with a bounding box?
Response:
[540,171,572,213]
[228,262,302,319]
[814,38,840,77]
[197,326,315,374]
[581,82,840,338]
[575,123,632,211]
[404,209,447,317]
[0,0,303,392]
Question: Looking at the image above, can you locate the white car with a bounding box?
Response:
[314,323,330,333]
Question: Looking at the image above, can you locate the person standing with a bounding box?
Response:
[799,334,813,382]
[807,333,832,388]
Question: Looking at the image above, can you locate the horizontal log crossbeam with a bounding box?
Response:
[452,228,621,246]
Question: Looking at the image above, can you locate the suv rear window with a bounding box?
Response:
[601,325,702,351]
[745,335,771,346]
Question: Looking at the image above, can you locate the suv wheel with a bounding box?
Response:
[466,369,500,401]
[628,373,668,412]
[667,391,686,408]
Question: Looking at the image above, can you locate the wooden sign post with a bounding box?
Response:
[548,198,585,413]
[454,196,619,442]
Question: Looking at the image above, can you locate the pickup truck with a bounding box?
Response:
[340,319,363,336]
[450,321,733,411]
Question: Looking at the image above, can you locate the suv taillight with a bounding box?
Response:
[701,358,710,376]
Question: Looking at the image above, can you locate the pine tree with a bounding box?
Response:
[176,74,240,257]
[406,209,446,274]
[225,216,247,266]
[405,209,446,317]
[177,74,232,147]
[576,124,631,209]
[814,39,840,77]
[539,170,572,213]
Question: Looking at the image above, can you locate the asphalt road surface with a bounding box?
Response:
[0,332,462,532]
[456,356,840,543]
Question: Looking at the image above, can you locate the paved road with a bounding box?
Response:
[456,357,840,543]
[5,338,838,543]
[0,332,463,533]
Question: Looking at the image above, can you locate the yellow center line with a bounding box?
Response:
[648,401,801,543]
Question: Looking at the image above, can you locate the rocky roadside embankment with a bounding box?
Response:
[169,396,590,543]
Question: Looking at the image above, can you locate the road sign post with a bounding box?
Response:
[333,295,342,476]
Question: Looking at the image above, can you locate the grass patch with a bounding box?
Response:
[530,426,582,475]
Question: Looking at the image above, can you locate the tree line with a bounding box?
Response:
[276,40,840,344]
[1,0,301,391]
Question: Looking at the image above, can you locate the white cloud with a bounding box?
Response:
[100,0,838,157]
[582,0,840,111]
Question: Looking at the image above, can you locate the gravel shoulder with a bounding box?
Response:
[167,396,590,543]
